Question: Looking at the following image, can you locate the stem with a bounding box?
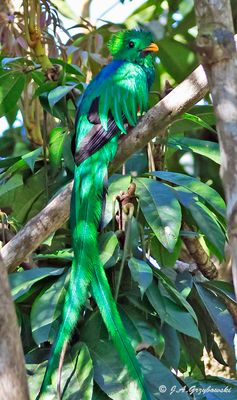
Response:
[23,0,35,47]
[42,110,49,204]
[115,204,134,302]
[23,0,52,70]
[139,223,146,261]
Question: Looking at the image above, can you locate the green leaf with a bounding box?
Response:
[0,156,21,168]
[34,249,73,261]
[138,351,191,399]
[120,305,161,349]
[92,384,111,400]
[161,324,180,369]
[9,267,64,300]
[176,188,225,260]
[0,174,23,196]
[92,340,144,400]
[151,171,226,218]
[158,38,197,82]
[48,84,76,108]
[0,159,27,180]
[40,92,67,121]
[49,127,67,167]
[80,310,106,348]
[34,81,57,98]
[155,269,198,323]
[128,257,153,297]
[118,306,142,348]
[195,283,235,346]
[169,105,216,135]
[135,177,181,251]
[22,147,42,172]
[98,231,120,268]
[0,70,26,116]
[59,343,93,400]
[31,272,68,345]
[202,280,236,303]
[184,376,237,400]
[168,136,220,164]
[150,236,182,268]
[146,282,201,341]
[0,168,46,224]
[49,58,83,76]
[183,112,217,133]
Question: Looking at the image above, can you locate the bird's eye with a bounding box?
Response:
[128,41,135,48]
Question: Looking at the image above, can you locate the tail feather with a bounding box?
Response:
[37,159,102,398]
[92,264,151,400]
[37,141,150,399]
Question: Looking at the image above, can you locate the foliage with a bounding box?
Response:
[0,0,237,399]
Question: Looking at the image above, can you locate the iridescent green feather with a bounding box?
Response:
[37,29,157,400]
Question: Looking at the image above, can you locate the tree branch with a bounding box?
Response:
[194,0,237,298]
[1,65,208,272]
[0,254,30,399]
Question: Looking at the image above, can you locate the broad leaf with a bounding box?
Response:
[62,343,93,400]
[0,70,26,116]
[151,171,226,218]
[49,127,67,167]
[184,376,237,400]
[0,174,23,196]
[168,136,220,164]
[92,340,145,400]
[183,112,217,133]
[128,257,153,297]
[138,351,191,399]
[176,188,225,260]
[9,267,64,300]
[31,272,68,345]
[195,283,235,346]
[147,282,201,341]
[161,324,180,369]
[155,269,198,323]
[22,147,42,172]
[99,231,120,268]
[135,177,181,251]
[202,280,236,303]
[48,84,77,108]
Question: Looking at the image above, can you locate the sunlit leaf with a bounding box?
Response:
[22,147,42,172]
[0,70,26,117]
[48,84,76,108]
[168,136,220,164]
[49,127,67,167]
[9,267,64,300]
[183,112,217,133]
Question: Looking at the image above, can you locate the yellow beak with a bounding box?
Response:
[143,42,159,52]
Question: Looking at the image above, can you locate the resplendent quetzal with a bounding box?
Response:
[38,29,158,399]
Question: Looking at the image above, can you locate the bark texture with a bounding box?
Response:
[194,0,237,298]
[0,254,29,399]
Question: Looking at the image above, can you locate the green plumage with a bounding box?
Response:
[37,29,157,400]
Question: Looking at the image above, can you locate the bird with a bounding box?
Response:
[37,29,158,400]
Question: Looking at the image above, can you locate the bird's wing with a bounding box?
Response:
[72,61,148,165]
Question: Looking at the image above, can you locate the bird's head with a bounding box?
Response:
[108,29,158,65]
